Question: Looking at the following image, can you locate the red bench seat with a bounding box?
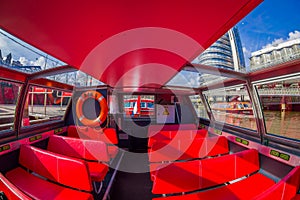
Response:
[6,145,93,200]
[152,166,300,200]
[149,136,229,181]
[152,149,259,194]
[48,135,109,182]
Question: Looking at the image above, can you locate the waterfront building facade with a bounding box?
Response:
[250,38,300,71]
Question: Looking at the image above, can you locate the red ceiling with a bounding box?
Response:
[0,0,262,87]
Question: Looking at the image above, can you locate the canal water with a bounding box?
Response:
[212,110,300,140]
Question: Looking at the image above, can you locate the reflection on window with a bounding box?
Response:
[256,77,300,140]
[22,86,72,127]
[189,95,209,119]
[204,85,257,130]
[123,95,155,118]
[0,80,21,131]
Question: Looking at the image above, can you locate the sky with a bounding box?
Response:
[0,0,299,74]
[237,0,300,67]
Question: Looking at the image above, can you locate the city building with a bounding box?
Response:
[250,38,300,71]
[193,27,246,72]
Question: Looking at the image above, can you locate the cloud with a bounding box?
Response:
[288,30,300,40]
[19,57,29,65]
[263,30,300,48]
[18,56,47,69]
[30,57,46,68]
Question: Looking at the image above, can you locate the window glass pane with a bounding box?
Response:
[141,102,146,108]
[123,95,155,118]
[0,79,22,131]
[255,77,300,140]
[204,85,257,130]
[189,95,209,119]
[147,102,154,109]
[22,86,72,127]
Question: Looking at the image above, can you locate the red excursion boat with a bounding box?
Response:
[0,0,299,200]
[211,101,254,115]
[124,97,154,117]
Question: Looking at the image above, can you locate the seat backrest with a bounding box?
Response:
[67,125,118,145]
[148,129,208,147]
[86,127,118,144]
[48,135,110,162]
[148,124,197,137]
[19,144,92,192]
[205,136,229,157]
[67,125,87,138]
[149,136,228,162]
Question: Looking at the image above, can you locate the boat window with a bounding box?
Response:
[0,79,22,132]
[46,70,105,87]
[21,86,72,127]
[141,102,146,108]
[124,102,131,108]
[204,85,257,131]
[123,95,155,118]
[147,102,154,109]
[189,95,209,119]
[255,76,300,140]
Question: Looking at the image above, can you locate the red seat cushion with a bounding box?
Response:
[152,173,275,200]
[0,173,31,200]
[6,168,93,200]
[152,160,201,194]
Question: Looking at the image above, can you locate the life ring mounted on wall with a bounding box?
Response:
[76,91,108,127]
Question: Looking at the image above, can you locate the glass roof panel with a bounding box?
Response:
[0,28,65,73]
[0,29,105,86]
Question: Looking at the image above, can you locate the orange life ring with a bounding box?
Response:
[76,91,108,127]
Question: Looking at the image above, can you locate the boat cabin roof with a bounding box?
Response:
[0,0,262,89]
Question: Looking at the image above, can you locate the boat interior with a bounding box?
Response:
[0,0,299,199]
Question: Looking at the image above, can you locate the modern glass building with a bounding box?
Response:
[193,27,246,72]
